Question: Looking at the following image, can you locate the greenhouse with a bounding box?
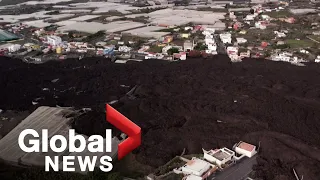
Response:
[0,29,19,42]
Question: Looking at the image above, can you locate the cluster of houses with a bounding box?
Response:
[1,0,319,64]
[138,44,187,61]
[1,22,194,61]
[203,27,217,55]
[270,51,307,66]
[226,2,320,63]
[171,141,258,180]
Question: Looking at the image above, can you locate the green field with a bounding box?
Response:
[264,10,293,18]
[285,39,315,48]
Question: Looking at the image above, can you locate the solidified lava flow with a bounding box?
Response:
[1,55,320,180]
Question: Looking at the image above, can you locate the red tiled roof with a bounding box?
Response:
[238,142,255,152]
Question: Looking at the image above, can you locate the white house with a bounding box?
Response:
[206,50,218,55]
[203,27,215,35]
[203,148,235,168]
[300,49,310,54]
[261,15,270,20]
[274,31,286,38]
[174,52,187,60]
[184,40,194,52]
[205,35,215,43]
[240,50,251,59]
[138,46,150,54]
[271,52,292,62]
[245,14,256,21]
[162,45,172,54]
[229,12,236,19]
[255,22,266,29]
[47,35,62,46]
[236,38,247,44]
[229,54,240,61]
[77,49,87,53]
[181,158,211,176]
[235,141,257,158]
[208,43,217,50]
[8,44,21,52]
[220,33,232,44]
[114,36,121,40]
[185,26,193,31]
[177,157,217,179]
[96,41,107,46]
[118,46,132,52]
[145,53,164,60]
[227,46,238,55]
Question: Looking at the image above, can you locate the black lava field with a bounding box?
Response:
[1,55,320,180]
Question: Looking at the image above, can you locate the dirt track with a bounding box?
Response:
[1,56,320,179]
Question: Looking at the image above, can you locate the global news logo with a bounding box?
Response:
[17,104,141,173]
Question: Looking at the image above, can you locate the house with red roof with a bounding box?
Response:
[235,141,257,158]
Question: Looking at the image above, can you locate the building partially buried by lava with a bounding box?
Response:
[203,147,235,168]
[175,157,218,180]
[235,141,257,158]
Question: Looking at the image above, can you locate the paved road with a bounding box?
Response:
[210,155,258,180]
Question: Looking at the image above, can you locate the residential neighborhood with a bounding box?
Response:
[0,0,319,65]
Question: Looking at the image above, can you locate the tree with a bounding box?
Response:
[167,48,179,55]
[149,46,163,53]
[275,44,290,49]
[68,32,74,39]
[194,43,207,51]
[84,31,105,42]
[136,39,145,48]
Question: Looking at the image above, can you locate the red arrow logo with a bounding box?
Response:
[106,104,141,160]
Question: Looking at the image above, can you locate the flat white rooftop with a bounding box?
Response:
[184,158,210,173]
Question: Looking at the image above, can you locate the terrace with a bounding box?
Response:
[212,150,231,161]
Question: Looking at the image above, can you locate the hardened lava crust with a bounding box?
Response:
[1,56,320,179]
